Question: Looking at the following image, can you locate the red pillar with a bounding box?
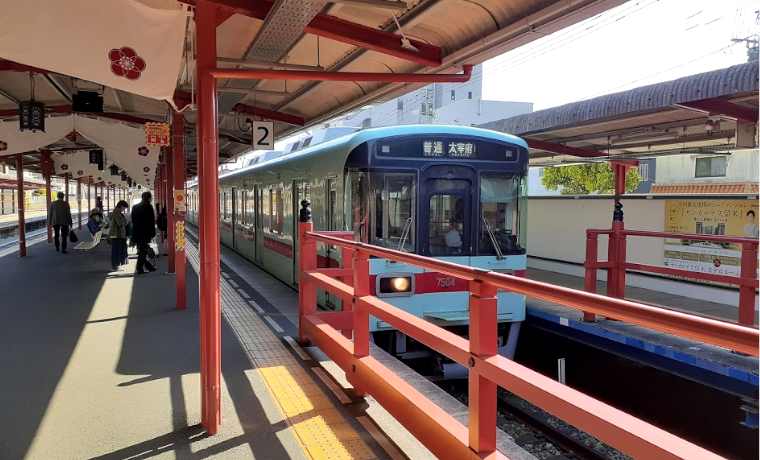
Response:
[65,174,70,202]
[197,0,220,434]
[738,242,758,326]
[45,171,52,244]
[77,178,82,229]
[167,146,176,273]
[87,181,91,214]
[16,154,26,257]
[173,111,187,310]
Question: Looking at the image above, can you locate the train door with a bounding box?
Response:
[254,185,263,263]
[292,180,309,285]
[325,178,338,308]
[420,165,476,257]
[231,187,239,250]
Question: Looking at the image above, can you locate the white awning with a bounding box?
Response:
[0,0,188,101]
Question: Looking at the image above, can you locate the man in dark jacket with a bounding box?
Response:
[48,192,73,253]
[131,191,157,274]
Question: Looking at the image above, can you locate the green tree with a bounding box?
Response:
[541,164,642,195]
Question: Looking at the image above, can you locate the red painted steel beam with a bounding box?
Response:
[232,103,305,126]
[0,104,72,118]
[208,65,472,83]
[0,59,58,75]
[676,99,758,124]
[525,138,639,166]
[0,104,161,125]
[186,0,442,67]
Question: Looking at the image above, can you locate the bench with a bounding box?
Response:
[74,230,103,264]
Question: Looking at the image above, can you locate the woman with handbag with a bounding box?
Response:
[108,201,130,272]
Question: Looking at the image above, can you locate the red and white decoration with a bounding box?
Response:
[0,116,75,157]
[0,0,188,101]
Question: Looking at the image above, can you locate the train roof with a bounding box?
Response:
[221,125,528,181]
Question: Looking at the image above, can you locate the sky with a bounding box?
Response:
[232,0,758,165]
[480,0,758,110]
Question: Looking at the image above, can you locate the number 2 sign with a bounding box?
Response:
[252,121,274,151]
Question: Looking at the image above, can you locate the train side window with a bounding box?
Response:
[270,187,284,234]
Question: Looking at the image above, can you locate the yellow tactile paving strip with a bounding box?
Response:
[186,241,378,460]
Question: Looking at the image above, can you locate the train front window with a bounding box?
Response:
[369,173,415,251]
[478,175,526,256]
[428,194,466,256]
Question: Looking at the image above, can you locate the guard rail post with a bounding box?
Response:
[298,200,317,344]
[614,221,627,300]
[739,242,758,327]
[583,231,599,322]
[468,279,498,454]
[352,247,371,396]
[340,234,355,339]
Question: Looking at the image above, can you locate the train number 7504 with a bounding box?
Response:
[437,277,456,288]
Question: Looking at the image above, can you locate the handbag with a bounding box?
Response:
[69,230,78,243]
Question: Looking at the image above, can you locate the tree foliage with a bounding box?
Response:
[541,164,642,195]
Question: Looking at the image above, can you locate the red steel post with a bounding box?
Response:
[77,178,82,229]
[583,231,598,321]
[173,112,187,310]
[299,215,317,343]
[353,248,370,396]
[16,154,26,257]
[87,181,91,215]
[197,0,220,435]
[615,221,627,300]
[739,242,758,326]
[45,169,52,244]
[468,281,498,454]
[167,145,176,273]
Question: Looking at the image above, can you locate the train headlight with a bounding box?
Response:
[377,274,414,297]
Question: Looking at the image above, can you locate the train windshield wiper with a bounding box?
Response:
[397,217,413,251]
[482,217,504,260]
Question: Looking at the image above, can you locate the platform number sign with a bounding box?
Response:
[252,121,275,151]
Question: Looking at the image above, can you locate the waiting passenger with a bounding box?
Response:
[131,191,157,274]
[48,191,73,254]
[87,208,105,236]
[445,219,463,255]
[109,200,130,272]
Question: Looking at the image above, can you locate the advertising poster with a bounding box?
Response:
[663,199,759,286]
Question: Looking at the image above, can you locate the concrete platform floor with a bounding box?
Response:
[0,234,361,460]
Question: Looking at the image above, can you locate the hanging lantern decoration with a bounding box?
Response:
[110,165,119,176]
[19,73,45,132]
[121,172,128,181]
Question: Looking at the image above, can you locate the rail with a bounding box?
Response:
[585,227,759,326]
[297,203,758,460]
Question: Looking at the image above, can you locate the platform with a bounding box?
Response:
[524,268,759,399]
[0,232,417,460]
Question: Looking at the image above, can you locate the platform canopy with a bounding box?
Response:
[480,62,760,167]
[0,0,632,178]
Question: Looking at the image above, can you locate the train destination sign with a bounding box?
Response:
[375,138,519,161]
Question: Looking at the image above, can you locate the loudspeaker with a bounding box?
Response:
[73,91,103,113]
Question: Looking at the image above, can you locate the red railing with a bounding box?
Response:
[297,214,758,460]
[585,225,759,326]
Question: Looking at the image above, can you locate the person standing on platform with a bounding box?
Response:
[157,205,168,256]
[131,191,157,274]
[48,191,73,254]
[108,200,129,271]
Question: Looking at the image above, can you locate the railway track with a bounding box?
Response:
[497,396,616,460]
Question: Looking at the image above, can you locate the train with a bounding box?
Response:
[187,125,529,378]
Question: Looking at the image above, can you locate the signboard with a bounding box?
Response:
[174,190,186,212]
[252,121,274,151]
[663,199,759,286]
[375,137,519,162]
[175,220,185,251]
[145,122,171,146]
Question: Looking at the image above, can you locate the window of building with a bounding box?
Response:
[695,157,727,178]
[450,90,455,100]
[420,103,427,115]
[397,99,403,111]
[468,92,473,100]
[538,168,544,177]
[638,163,649,182]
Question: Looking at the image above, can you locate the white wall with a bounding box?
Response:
[655,149,759,184]
[527,197,666,265]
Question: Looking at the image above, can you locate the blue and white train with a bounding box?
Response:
[187,125,529,376]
